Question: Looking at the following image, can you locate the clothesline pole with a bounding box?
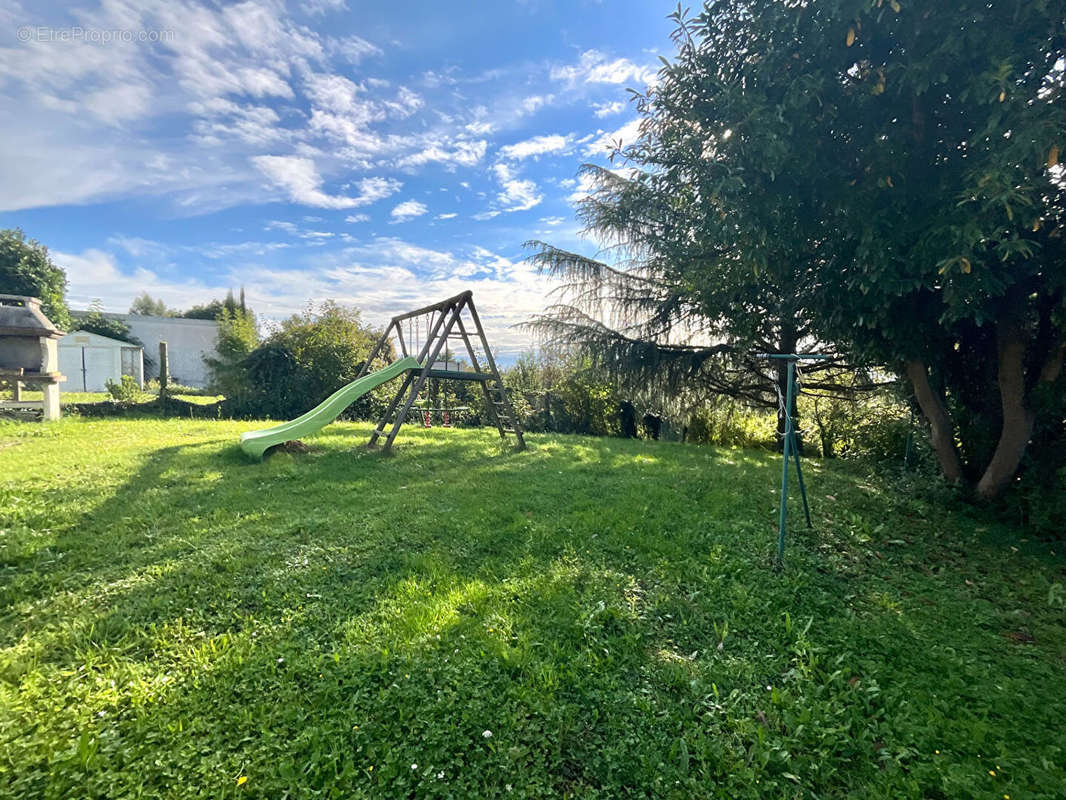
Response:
[756,353,830,568]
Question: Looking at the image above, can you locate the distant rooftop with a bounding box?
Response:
[71,310,219,326]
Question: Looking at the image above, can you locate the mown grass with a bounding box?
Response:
[1,417,1063,799]
[9,389,222,405]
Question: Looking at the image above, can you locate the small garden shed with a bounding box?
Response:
[58,330,144,392]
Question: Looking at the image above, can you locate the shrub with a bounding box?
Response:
[105,375,140,403]
[685,399,777,448]
[225,302,390,419]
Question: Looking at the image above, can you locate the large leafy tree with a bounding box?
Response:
[0,228,70,329]
[535,0,1065,498]
[742,0,1066,499]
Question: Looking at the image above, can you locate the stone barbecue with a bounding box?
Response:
[0,295,66,420]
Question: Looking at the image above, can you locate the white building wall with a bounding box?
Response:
[58,331,140,392]
[122,316,219,388]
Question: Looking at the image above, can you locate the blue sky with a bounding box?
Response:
[0,0,675,355]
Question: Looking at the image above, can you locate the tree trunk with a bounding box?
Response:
[905,359,964,483]
[974,325,1058,499]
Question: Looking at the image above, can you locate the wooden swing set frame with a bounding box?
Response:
[356,290,526,451]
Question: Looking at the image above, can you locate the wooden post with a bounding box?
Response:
[12,381,21,402]
[158,341,169,411]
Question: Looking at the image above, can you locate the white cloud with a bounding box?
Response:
[305,72,380,125]
[191,100,287,146]
[384,86,423,118]
[56,247,229,313]
[303,0,348,15]
[567,172,598,204]
[492,162,515,183]
[584,118,643,156]
[593,100,627,118]
[498,134,570,160]
[329,35,383,63]
[396,139,488,170]
[345,213,370,223]
[436,212,458,219]
[84,84,154,125]
[520,95,553,114]
[252,156,401,208]
[390,199,428,221]
[497,178,542,212]
[54,234,563,356]
[465,120,494,135]
[551,50,657,86]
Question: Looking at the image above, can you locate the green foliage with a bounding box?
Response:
[143,379,214,398]
[104,375,140,403]
[532,1,1065,496]
[662,1,1066,494]
[181,288,247,320]
[204,307,259,399]
[685,397,777,449]
[128,292,172,317]
[547,366,620,437]
[180,300,226,320]
[73,301,144,349]
[0,228,70,329]
[232,301,390,419]
[500,353,622,436]
[1,417,1064,797]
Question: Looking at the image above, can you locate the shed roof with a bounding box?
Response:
[59,330,143,350]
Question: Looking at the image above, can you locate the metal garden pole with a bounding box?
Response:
[757,353,831,567]
[776,358,795,565]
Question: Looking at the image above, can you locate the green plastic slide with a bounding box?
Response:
[239,356,420,460]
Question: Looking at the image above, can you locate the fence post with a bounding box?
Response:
[158,341,169,412]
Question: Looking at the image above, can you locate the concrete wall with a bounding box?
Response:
[120,316,219,388]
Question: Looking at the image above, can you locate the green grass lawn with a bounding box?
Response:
[1,418,1064,799]
[8,389,222,405]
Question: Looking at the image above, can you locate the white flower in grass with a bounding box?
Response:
[437,771,445,779]
[482,729,493,739]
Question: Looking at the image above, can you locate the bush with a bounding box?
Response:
[684,398,777,448]
[105,375,140,403]
[226,302,390,419]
